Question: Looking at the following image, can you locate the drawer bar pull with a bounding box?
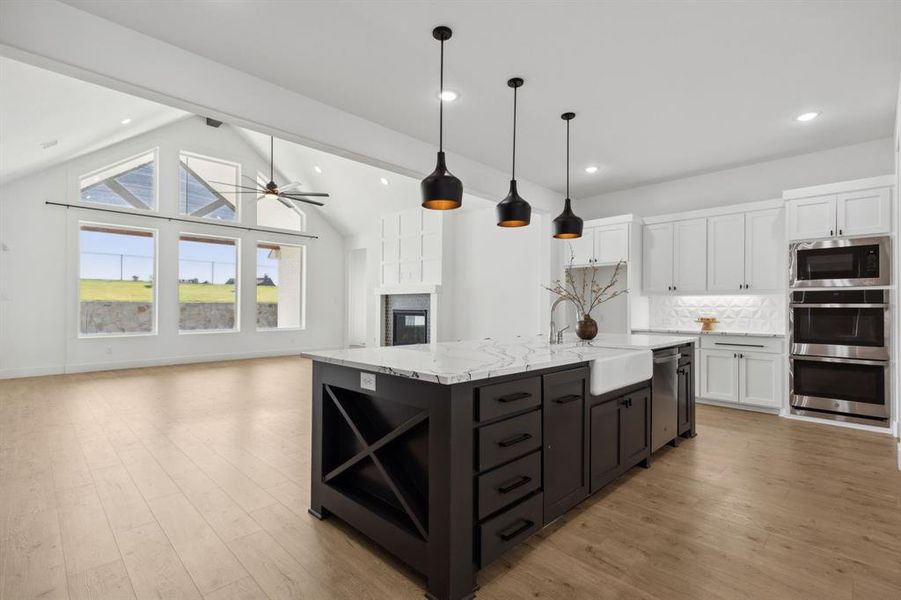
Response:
[497,433,533,448]
[713,342,765,348]
[498,519,534,541]
[497,475,532,494]
[554,394,581,404]
[497,391,532,403]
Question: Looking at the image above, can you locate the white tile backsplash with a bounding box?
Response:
[649,295,785,334]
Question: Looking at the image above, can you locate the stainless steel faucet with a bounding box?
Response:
[549,297,569,344]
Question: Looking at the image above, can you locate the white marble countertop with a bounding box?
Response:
[302,333,696,385]
[632,327,785,339]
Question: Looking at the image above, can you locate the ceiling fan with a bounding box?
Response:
[214,136,329,207]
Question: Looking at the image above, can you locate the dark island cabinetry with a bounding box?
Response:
[309,343,694,600]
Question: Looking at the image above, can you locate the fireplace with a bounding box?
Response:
[392,310,428,346]
[383,293,430,346]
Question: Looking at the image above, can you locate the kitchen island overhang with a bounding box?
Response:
[303,335,696,600]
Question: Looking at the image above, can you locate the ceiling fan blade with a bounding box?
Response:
[279,181,305,192]
[281,191,330,198]
[209,181,264,193]
[279,193,324,207]
[243,174,265,187]
[276,197,297,209]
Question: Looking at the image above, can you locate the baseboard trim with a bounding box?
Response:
[695,397,780,415]
[0,349,305,380]
[781,412,893,435]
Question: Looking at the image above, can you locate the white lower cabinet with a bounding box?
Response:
[699,337,784,409]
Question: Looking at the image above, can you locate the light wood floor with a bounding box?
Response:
[2,357,901,600]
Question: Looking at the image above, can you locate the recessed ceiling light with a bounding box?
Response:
[584,166,599,174]
[379,177,390,186]
[120,118,132,125]
[439,90,458,102]
[795,111,820,122]
[314,166,322,174]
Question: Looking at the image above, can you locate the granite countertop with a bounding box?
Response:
[303,333,696,385]
[632,327,785,339]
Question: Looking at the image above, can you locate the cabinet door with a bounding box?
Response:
[589,399,620,494]
[566,229,595,266]
[699,350,739,403]
[738,353,781,408]
[673,218,707,293]
[745,208,785,291]
[619,390,650,467]
[707,213,745,292]
[677,363,692,435]
[642,223,674,293]
[836,188,891,237]
[787,195,836,240]
[594,224,629,264]
[543,369,588,522]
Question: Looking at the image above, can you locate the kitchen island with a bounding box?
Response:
[303,334,696,600]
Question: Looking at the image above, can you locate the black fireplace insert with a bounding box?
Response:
[392,310,428,346]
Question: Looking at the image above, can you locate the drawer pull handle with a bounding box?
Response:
[498,433,532,448]
[498,392,532,403]
[713,342,765,348]
[497,475,532,494]
[554,394,581,404]
[498,519,534,541]
[619,398,633,408]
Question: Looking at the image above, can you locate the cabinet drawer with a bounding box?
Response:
[701,336,783,354]
[476,377,541,422]
[478,492,543,567]
[477,450,541,520]
[477,410,541,472]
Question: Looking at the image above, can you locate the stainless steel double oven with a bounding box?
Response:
[789,236,891,425]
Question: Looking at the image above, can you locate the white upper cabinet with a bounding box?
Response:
[594,224,629,264]
[566,229,595,266]
[744,208,784,291]
[707,213,745,292]
[673,219,707,293]
[786,195,836,240]
[786,187,891,241]
[642,222,674,293]
[836,188,891,237]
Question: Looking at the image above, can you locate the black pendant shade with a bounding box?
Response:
[552,111,583,239]
[497,77,531,227]
[422,26,463,211]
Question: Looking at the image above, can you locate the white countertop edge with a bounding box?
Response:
[632,328,785,338]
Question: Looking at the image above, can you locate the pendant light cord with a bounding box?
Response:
[439,39,444,152]
[511,85,517,179]
[565,118,570,199]
[270,136,274,182]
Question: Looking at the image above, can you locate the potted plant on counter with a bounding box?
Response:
[544,252,628,341]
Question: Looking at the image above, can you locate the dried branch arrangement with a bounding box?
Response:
[544,247,628,316]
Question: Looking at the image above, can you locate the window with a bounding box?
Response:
[178,235,238,332]
[79,224,156,335]
[257,242,304,329]
[80,150,157,210]
[257,172,306,232]
[179,152,240,222]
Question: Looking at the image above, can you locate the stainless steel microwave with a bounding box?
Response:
[790,236,891,288]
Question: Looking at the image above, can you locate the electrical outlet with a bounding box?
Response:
[360,372,376,391]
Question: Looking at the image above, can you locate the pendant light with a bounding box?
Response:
[552,112,584,239]
[421,25,463,210]
[496,77,531,227]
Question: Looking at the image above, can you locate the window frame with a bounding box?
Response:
[178,151,242,224]
[255,240,307,332]
[77,221,159,339]
[77,148,160,213]
[177,231,241,335]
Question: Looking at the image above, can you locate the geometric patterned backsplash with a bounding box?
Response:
[649,294,786,333]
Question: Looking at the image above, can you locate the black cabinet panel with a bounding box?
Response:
[542,368,589,523]
[621,391,649,466]
[677,363,692,435]
[589,398,620,493]
[478,492,543,568]
[477,409,541,472]
[477,450,541,520]
[477,377,542,422]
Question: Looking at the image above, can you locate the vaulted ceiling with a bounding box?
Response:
[63,0,901,197]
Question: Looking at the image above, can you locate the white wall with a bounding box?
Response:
[0,117,345,378]
[576,137,894,219]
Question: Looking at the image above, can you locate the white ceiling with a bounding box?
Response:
[0,57,187,184]
[63,1,901,197]
[236,127,490,238]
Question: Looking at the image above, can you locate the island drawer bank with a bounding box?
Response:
[305,337,696,600]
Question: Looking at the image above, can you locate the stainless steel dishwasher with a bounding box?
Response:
[651,347,680,452]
